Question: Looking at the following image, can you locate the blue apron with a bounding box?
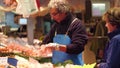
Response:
[52,34,84,65]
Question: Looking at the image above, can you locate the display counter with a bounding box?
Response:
[0,33,96,68]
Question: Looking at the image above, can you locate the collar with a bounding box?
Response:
[108,28,120,39]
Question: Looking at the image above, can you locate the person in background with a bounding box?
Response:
[95,7,120,68]
[40,0,88,65]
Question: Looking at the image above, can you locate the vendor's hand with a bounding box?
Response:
[40,44,54,57]
[41,44,55,52]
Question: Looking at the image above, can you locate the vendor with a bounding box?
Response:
[40,0,88,65]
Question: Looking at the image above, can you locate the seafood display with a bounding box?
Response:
[0,33,96,68]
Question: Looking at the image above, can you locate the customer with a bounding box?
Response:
[95,7,120,68]
[40,0,88,65]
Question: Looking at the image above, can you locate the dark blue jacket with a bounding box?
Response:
[99,28,120,68]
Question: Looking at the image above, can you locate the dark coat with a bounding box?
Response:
[99,28,120,68]
[42,13,88,54]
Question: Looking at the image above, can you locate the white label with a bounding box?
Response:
[0,57,8,65]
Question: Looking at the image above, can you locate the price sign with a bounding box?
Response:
[0,57,8,65]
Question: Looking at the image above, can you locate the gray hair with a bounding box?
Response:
[48,0,71,13]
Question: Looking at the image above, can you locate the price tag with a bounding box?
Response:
[0,57,8,65]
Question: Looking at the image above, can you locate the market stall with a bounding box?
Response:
[0,33,96,68]
[0,0,99,68]
[0,31,89,68]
